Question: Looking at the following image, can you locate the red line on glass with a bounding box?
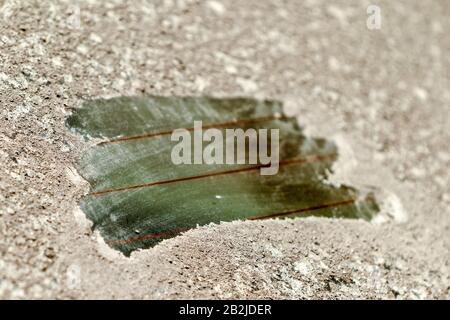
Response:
[89,153,337,196]
[97,114,286,145]
[108,198,357,246]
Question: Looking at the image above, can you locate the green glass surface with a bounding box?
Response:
[67,96,379,255]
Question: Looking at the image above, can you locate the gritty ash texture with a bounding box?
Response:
[0,0,449,299]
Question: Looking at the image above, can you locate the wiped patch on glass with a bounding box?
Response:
[67,96,379,256]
